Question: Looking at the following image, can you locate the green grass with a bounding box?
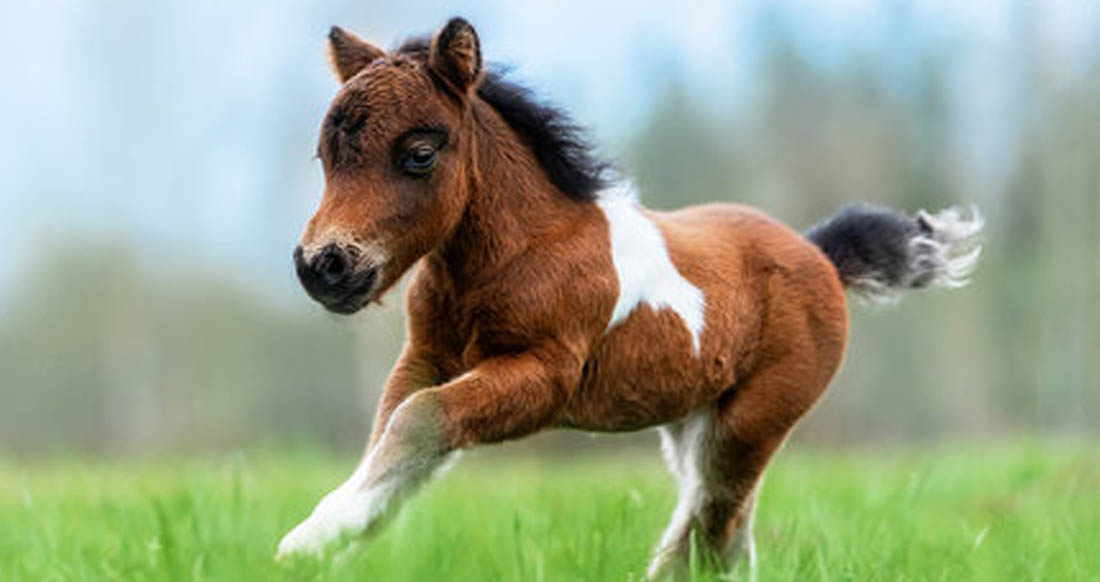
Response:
[1,443,1097,581]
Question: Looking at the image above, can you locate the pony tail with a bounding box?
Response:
[805,203,984,304]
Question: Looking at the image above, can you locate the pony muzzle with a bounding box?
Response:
[293,243,379,314]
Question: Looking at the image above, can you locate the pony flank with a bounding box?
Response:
[281,17,984,579]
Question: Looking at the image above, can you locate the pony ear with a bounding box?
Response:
[429,18,482,94]
[327,26,385,83]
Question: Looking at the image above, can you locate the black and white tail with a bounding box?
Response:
[806,203,984,303]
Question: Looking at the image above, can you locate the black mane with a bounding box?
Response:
[398,38,613,201]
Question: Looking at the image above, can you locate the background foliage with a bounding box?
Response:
[1,1,1096,455]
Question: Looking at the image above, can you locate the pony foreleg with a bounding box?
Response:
[276,391,454,558]
[364,347,442,453]
[276,346,578,559]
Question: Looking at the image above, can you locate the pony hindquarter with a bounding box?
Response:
[643,202,982,580]
[277,17,984,580]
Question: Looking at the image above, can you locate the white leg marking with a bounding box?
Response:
[648,412,712,579]
[727,486,759,582]
[598,184,706,353]
[649,411,760,581]
[276,395,455,558]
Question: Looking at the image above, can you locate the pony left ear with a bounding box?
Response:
[327,26,386,83]
[429,18,482,94]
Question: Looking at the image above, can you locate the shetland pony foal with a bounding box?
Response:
[278,18,983,578]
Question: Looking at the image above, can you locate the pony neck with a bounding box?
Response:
[431,99,591,285]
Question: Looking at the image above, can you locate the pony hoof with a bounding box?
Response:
[276,519,339,560]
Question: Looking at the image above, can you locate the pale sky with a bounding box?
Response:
[0,0,1095,305]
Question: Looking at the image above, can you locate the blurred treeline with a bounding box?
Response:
[629,24,1099,445]
[1,7,1096,455]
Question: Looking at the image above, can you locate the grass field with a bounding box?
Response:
[1,442,1096,581]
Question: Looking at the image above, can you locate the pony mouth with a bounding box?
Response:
[324,293,371,314]
[293,242,385,315]
[315,266,379,314]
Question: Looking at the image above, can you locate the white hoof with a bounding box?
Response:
[275,489,372,560]
[276,520,331,559]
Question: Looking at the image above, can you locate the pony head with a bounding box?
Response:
[295,18,483,313]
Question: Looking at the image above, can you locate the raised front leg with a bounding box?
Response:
[276,343,581,558]
[365,347,441,451]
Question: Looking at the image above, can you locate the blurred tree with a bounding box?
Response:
[619,8,1100,445]
[0,240,400,455]
[626,77,742,209]
[2,0,1097,456]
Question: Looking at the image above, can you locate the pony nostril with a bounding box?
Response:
[316,246,350,286]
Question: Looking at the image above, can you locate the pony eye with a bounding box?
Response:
[401,145,437,176]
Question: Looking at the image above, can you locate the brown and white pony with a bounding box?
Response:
[278,18,983,579]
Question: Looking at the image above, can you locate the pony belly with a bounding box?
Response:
[562,307,737,432]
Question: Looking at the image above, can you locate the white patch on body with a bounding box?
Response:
[598,184,706,353]
[276,394,454,559]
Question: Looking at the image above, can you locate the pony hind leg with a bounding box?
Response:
[649,409,763,581]
[650,411,720,580]
[648,356,833,580]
